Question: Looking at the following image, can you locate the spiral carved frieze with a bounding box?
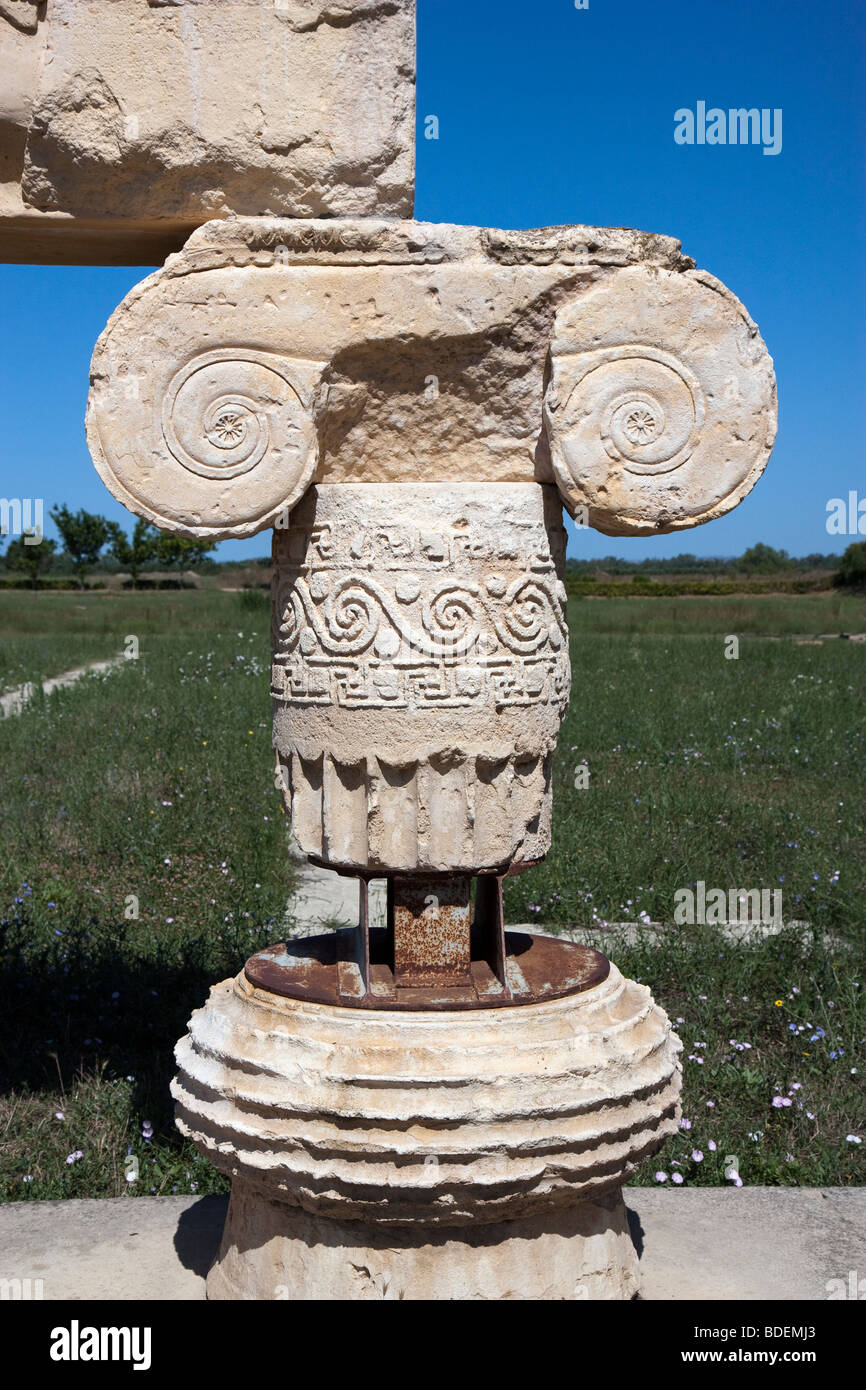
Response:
[271,486,570,732]
[274,570,566,668]
[270,482,570,872]
[590,347,705,475]
[162,350,313,482]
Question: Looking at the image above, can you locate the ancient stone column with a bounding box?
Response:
[7,0,786,1302]
[15,0,776,1305]
[173,962,680,1300]
[84,216,776,1298]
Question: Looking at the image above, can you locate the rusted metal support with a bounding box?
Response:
[243,855,609,1011]
[245,927,609,1011]
[390,873,472,988]
[356,877,371,994]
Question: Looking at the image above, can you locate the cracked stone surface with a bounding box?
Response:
[172,957,681,1296]
[0,0,416,262]
[206,1185,643,1300]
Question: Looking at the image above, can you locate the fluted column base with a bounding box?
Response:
[208,1181,639,1301]
[173,954,682,1301]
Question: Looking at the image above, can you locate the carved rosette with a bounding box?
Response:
[544,266,777,536]
[87,341,322,539]
[271,482,570,872]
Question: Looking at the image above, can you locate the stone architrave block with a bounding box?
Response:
[0,0,416,263]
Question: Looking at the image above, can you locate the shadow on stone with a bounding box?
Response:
[173,1195,228,1278]
[625,1201,645,1258]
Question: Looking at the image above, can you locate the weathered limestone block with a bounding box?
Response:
[88,216,773,539]
[0,0,416,263]
[172,958,682,1297]
[207,1188,641,1301]
[272,482,569,872]
[174,961,681,1223]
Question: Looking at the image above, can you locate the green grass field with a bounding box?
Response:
[565,590,866,635]
[0,588,863,1199]
[0,589,261,693]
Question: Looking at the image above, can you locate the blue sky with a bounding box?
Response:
[1,0,863,563]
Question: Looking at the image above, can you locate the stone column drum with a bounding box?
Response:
[84,217,775,1299]
[271,481,570,874]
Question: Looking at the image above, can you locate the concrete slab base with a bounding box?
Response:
[0,1189,862,1301]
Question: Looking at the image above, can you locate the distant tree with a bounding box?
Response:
[5,534,57,588]
[50,505,111,588]
[155,532,216,580]
[107,518,159,588]
[738,543,791,574]
[796,553,836,572]
[834,541,866,590]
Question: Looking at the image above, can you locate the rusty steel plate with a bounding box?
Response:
[244,930,610,1011]
[391,873,472,989]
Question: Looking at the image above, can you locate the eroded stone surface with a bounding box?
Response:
[86,217,695,538]
[86,217,775,540]
[272,482,569,872]
[545,266,777,535]
[172,959,683,1227]
[0,0,416,261]
[207,1184,640,1300]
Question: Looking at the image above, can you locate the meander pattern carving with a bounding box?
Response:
[272,519,570,713]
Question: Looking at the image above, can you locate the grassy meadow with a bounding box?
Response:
[0,586,863,1199]
[0,588,260,694]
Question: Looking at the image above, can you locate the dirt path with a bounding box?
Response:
[0,656,126,718]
